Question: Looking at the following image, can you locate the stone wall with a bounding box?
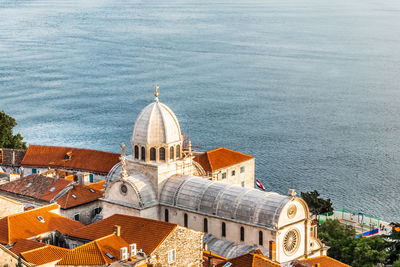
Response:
[0,245,30,267]
[60,200,102,225]
[0,195,24,218]
[149,226,203,267]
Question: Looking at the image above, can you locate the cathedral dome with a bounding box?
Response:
[131,87,184,163]
[131,101,182,146]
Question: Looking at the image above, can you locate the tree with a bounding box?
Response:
[301,190,333,216]
[318,219,355,264]
[384,222,400,264]
[0,110,26,149]
[318,219,389,267]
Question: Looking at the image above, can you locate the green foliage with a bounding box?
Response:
[393,255,400,267]
[385,222,400,264]
[0,110,26,149]
[318,219,388,267]
[301,190,333,215]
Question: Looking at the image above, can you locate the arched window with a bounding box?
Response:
[165,209,169,222]
[150,147,156,161]
[134,146,139,159]
[259,231,263,246]
[159,147,166,161]
[240,227,245,242]
[204,218,208,233]
[170,146,174,160]
[222,222,226,237]
[184,213,188,227]
[141,147,145,161]
[176,144,180,159]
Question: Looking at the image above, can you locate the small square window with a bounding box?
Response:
[240,166,245,173]
[222,172,226,179]
[71,244,77,249]
[231,170,235,176]
[168,249,176,264]
[74,213,80,221]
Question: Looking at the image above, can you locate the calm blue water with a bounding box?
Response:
[1,0,400,221]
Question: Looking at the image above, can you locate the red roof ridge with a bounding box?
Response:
[93,238,108,264]
[152,225,177,252]
[26,145,119,156]
[208,147,254,159]
[7,203,60,218]
[23,243,68,254]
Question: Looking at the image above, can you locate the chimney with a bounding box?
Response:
[12,150,15,166]
[114,225,121,236]
[269,241,276,261]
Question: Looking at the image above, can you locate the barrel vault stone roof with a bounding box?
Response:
[160,176,291,229]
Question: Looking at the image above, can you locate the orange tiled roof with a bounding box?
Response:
[203,250,227,267]
[0,174,72,202]
[193,147,253,172]
[56,184,103,209]
[68,214,177,254]
[21,145,120,174]
[216,253,282,267]
[0,204,84,244]
[57,234,128,265]
[21,244,68,265]
[10,239,46,255]
[86,180,106,191]
[300,255,351,267]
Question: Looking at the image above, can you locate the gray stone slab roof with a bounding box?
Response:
[160,176,290,229]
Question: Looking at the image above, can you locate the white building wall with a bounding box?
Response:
[160,206,276,251]
[211,158,255,188]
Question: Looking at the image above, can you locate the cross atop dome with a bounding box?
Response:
[154,84,159,102]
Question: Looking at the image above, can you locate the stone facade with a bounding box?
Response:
[0,195,24,218]
[60,200,102,225]
[148,226,203,267]
[0,244,30,267]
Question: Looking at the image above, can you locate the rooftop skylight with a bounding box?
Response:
[89,188,95,193]
[105,252,114,259]
[49,187,56,192]
[71,194,77,199]
[37,216,45,223]
[26,182,32,188]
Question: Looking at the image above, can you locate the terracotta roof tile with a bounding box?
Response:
[57,234,128,265]
[203,250,227,267]
[87,180,106,191]
[300,255,351,267]
[21,145,120,174]
[10,239,46,255]
[56,184,103,209]
[193,147,253,172]
[216,253,282,267]
[0,174,72,202]
[0,204,84,244]
[68,214,177,254]
[21,244,68,265]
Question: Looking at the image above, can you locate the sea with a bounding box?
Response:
[1,0,400,221]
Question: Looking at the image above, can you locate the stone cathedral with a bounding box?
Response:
[101,88,327,263]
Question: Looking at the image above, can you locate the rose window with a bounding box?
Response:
[283,229,300,255]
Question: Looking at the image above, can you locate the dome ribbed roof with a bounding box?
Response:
[131,101,182,145]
